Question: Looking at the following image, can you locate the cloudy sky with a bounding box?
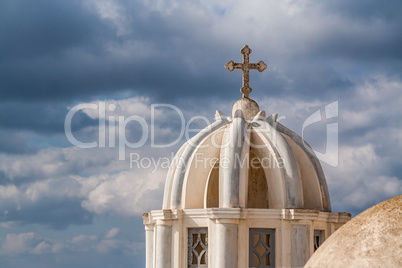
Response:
[0,0,401,267]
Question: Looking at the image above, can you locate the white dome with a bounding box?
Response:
[162,98,331,211]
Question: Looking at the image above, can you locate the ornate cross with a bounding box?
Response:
[225,45,267,98]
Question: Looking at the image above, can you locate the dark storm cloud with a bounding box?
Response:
[269,60,354,97]
[0,42,233,101]
[324,0,402,21]
[0,0,231,102]
[0,0,399,198]
[0,0,113,101]
[0,1,401,267]
[0,0,109,60]
[1,0,400,106]
[1,198,93,230]
[315,0,402,59]
[0,129,37,154]
[0,100,97,135]
[0,170,9,185]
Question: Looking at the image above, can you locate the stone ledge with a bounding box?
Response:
[146,208,351,223]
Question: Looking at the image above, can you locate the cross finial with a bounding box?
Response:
[225,45,267,98]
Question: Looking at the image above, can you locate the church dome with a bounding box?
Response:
[162,97,331,212]
[144,46,351,268]
[305,195,402,268]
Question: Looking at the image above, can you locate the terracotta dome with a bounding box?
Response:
[305,195,402,268]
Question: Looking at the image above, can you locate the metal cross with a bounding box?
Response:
[225,45,267,98]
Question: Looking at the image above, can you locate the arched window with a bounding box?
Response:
[247,150,269,208]
[206,161,219,208]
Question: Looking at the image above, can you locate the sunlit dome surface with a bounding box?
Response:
[305,195,402,268]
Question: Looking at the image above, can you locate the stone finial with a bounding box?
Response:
[214,110,226,121]
[225,45,267,98]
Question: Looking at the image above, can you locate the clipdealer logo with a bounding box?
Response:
[64,101,339,168]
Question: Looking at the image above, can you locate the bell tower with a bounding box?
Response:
[143,45,350,268]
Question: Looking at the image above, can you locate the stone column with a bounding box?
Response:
[143,213,155,268]
[219,110,247,208]
[155,221,172,268]
[291,225,310,267]
[215,219,238,268]
[145,224,154,268]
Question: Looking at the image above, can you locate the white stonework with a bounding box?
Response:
[143,208,349,267]
[143,46,351,267]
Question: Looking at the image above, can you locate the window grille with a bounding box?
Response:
[249,228,275,268]
[188,228,208,267]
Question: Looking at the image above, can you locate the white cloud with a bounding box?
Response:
[0,229,141,256]
[105,227,120,239]
[1,0,400,266]
[2,74,401,223]
[0,94,210,225]
[85,0,131,36]
[80,97,154,120]
[0,146,122,183]
[341,76,402,130]
[1,232,39,255]
[325,143,402,212]
[256,75,402,214]
[32,241,52,255]
[69,234,98,245]
[1,73,401,224]
[81,168,165,216]
[0,168,165,221]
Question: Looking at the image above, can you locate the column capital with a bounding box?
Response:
[156,219,173,226]
[143,212,153,225]
[144,224,155,231]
